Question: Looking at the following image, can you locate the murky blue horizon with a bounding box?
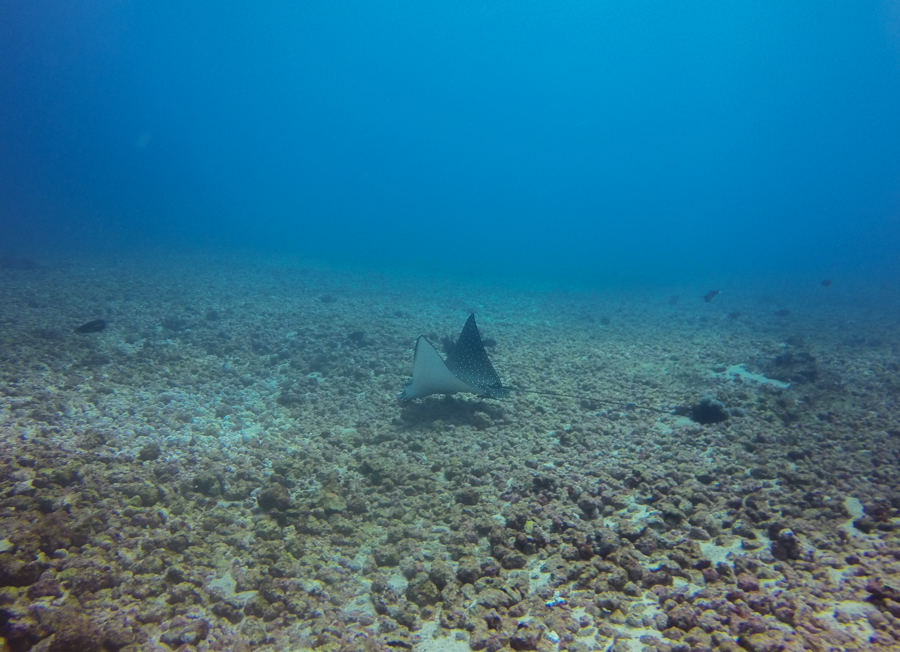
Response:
[2,1,899,287]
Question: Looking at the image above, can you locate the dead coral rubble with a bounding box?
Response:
[0,260,899,650]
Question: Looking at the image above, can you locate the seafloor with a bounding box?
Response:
[1,254,899,652]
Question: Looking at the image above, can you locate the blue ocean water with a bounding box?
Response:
[1,1,899,287]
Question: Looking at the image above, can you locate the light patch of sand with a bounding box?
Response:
[710,364,790,388]
[699,536,743,565]
[207,570,258,606]
[604,499,652,529]
[845,496,864,519]
[387,571,409,593]
[341,594,377,622]
[527,557,552,595]
[814,600,877,644]
[840,496,873,542]
[414,621,471,652]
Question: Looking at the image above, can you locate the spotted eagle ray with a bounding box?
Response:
[398,313,672,413]
[397,314,509,400]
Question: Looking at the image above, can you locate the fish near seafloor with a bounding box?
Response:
[821,279,833,287]
[397,314,677,414]
[74,319,106,334]
[0,256,39,270]
[398,313,509,401]
[703,290,721,303]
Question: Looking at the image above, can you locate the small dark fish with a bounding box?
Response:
[668,295,679,305]
[774,309,791,317]
[821,279,833,287]
[0,256,39,270]
[728,311,742,320]
[703,290,720,303]
[74,319,106,334]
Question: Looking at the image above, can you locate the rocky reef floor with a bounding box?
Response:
[1,254,899,652]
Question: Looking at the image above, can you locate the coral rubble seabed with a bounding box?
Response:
[1,256,899,651]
